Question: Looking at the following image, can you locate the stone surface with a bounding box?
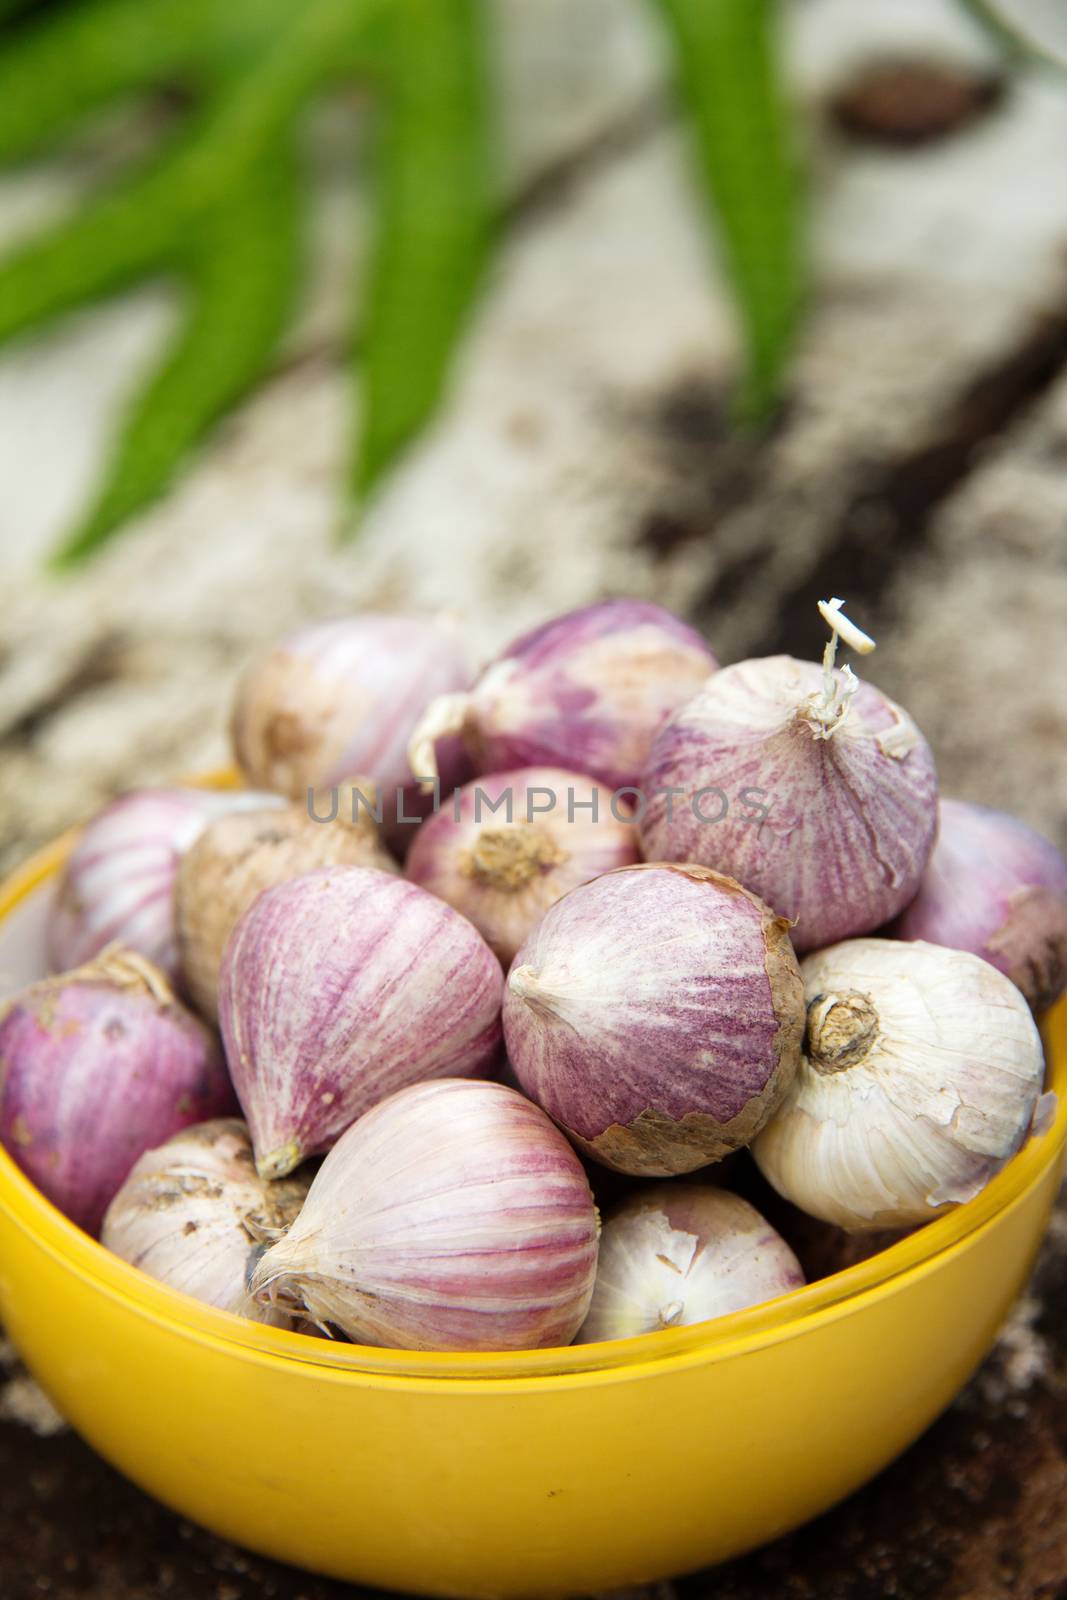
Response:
[1,0,1066,1595]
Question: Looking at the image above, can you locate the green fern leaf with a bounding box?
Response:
[651,0,803,421]
[53,136,304,568]
[352,0,494,500]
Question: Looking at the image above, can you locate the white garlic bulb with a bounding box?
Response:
[752,939,1046,1232]
[575,1185,804,1343]
[101,1120,311,1325]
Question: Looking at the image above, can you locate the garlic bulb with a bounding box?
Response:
[47,786,282,983]
[102,1120,310,1325]
[219,866,504,1179]
[176,798,396,1019]
[231,614,471,814]
[405,767,640,966]
[752,938,1046,1231]
[575,1185,804,1342]
[250,1079,600,1351]
[408,599,717,792]
[0,950,236,1235]
[893,798,1067,1011]
[502,862,804,1177]
[639,603,938,953]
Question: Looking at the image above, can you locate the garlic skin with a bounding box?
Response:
[752,938,1046,1232]
[502,863,804,1177]
[0,951,236,1236]
[250,1079,600,1351]
[219,866,504,1179]
[408,600,717,792]
[639,656,938,953]
[892,798,1067,1011]
[176,799,396,1020]
[405,767,640,966]
[575,1185,804,1343]
[102,1120,310,1325]
[231,614,471,808]
[47,787,283,983]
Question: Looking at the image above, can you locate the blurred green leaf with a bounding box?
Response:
[0,0,378,562]
[53,137,304,567]
[353,0,493,501]
[0,0,808,563]
[0,0,37,24]
[651,0,803,421]
[0,0,495,561]
[0,0,369,377]
[0,0,294,164]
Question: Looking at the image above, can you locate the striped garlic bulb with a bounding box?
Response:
[250,1079,600,1351]
[639,627,938,953]
[503,863,804,1177]
[48,787,282,983]
[219,867,504,1179]
[408,600,718,792]
[176,798,396,1019]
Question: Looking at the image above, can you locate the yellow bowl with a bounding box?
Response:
[0,827,1064,1599]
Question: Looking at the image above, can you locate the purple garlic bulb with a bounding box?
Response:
[405,766,640,966]
[408,600,717,793]
[47,786,281,983]
[0,951,236,1235]
[502,862,804,1176]
[639,655,938,953]
[231,614,471,820]
[250,1079,600,1351]
[219,866,505,1179]
[893,798,1067,1010]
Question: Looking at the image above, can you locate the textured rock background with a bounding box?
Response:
[1,1,1066,1596]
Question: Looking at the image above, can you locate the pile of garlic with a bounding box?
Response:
[2,596,1062,1353]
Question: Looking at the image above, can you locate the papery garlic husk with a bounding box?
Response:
[502,862,804,1177]
[752,938,1046,1232]
[405,767,640,966]
[101,1119,310,1325]
[639,655,938,953]
[408,600,717,792]
[176,795,396,1020]
[231,614,471,815]
[0,950,236,1235]
[250,1079,600,1351]
[219,866,504,1179]
[47,787,283,983]
[575,1184,804,1342]
[892,798,1067,1011]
